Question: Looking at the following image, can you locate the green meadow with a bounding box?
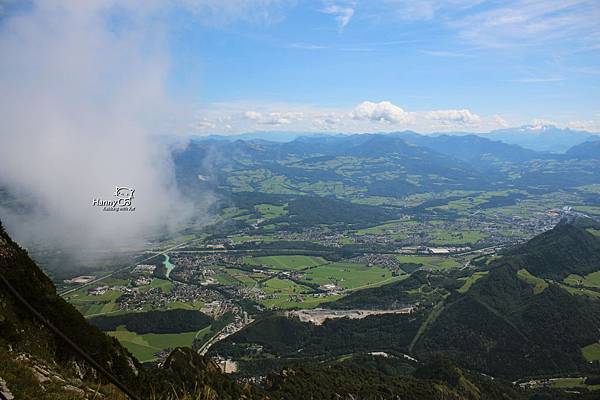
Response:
[582,343,600,362]
[517,269,548,294]
[457,271,489,294]
[108,326,200,362]
[588,228,600,237]
[559,284,600,299]
[564,271,600,288]
[255,203,288,219]
[244,255,326,270]
[68,289,122,317]
[550,377,600,391]
[301,262,396,290]
[428,229,487,245]
[355,220,404,235]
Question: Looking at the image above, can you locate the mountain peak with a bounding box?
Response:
[488,124,595,152]
[519,122,558,132]
[503,217,600,280]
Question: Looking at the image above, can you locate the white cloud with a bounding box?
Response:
[384,0,600,49]
[314,112,343,128]
[243,111,303,125]
[531,118,556,126]
[453,1,596,47]
[0,0,304,252]
[523,118,558,130]
[320,2,355,29]
[194,118,217,129]
[244,111,262,120]
[351,101,414,124]
[191,100,508,134]
[385,0,483,21]
[0,0,202,254]
[492,114,509,128]
[426,109,481,125]
[567,120,600,132]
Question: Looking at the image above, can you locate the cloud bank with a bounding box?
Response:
[426,109,481,125]
[0,1,197,253]
[191,100,501,134]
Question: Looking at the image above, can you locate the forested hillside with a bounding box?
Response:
[211,219,600,387]
[0,221,256,399]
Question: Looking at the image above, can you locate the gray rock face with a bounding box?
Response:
[0,377,15,400]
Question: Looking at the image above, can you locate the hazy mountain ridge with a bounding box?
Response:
[485,125,598,153]
[192,125,599,154]
[175,131,600,207]
[566,139,600,159]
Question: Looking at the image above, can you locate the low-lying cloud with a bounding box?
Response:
[0,1,196,254]
[190,100,494,134]
[426,109,481,125]
[244,111,304,125]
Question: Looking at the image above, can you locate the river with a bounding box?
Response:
[163,254,175,279]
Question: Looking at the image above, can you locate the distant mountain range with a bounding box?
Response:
[192,125,599,154]
[484,125,598,153]
[567,139,600,159]
[175,129,600,207]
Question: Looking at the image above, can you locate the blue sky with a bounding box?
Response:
[2,0,600,134]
